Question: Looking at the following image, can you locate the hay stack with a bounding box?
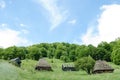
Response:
[93,60,114,74]
[35,59,52,71]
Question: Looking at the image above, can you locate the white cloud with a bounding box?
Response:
[0,24,30,48]
[68,19,76,25]
[20,24,27,27]
[0,23,7,27]
[37,0,68,31]
[0,0,5,9]
[19,23,29,29]
[21,29,29,34]
[81,4,120,46]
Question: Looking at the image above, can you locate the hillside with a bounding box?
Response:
[0,59,120,80]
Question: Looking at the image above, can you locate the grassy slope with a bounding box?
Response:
[0,59,120,80]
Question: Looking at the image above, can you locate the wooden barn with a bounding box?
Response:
[35,59,52,71]
[62,63,76,71]
[93,60,114,74]
[9,57,21,67]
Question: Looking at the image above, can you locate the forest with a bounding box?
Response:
[0,38,120,65]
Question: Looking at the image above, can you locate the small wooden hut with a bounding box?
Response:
[9,57,21,67]
[93,60,114,74]
[35,59,52,71]
[62,63,76,71]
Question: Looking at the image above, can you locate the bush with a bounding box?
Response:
[111,48,120,65]
[60,56,70,62]
[75,56,95,74]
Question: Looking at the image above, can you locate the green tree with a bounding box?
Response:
[47,47,54,58]
[69,50,76,62]
[97,42,112,61]
[94,47,108,61]
[40,47,47,57]
[0,48,4,59]
[60,55,70,62]
[112,38,120,49]
[55,43,67,59]
[55,49,63,59]
[75,56,95,74]
[98,41,111,51]
[3,46,17,60]
[111,48,120,65]
[87,45,97,59]
[16,47,27,59]
[75,45,88,58]
[27,46,42,60]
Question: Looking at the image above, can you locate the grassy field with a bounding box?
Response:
[0,59,120,80]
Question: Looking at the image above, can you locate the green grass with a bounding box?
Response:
[0,59,120,80]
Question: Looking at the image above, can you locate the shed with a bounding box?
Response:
[9,57,21,67]
[93,60,114,74]
[62,63,76,71]
[35,59,52,71]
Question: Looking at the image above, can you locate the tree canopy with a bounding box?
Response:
[75,56,95,74]
[0,38,120,65]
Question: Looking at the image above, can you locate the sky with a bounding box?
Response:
[0,0,120,48]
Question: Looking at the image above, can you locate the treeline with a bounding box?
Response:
[0,38,120,65]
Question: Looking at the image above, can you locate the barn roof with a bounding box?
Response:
[9,57,21,67]
[93,60,114,72]
[36,58,51,67]
[10,57,21,63]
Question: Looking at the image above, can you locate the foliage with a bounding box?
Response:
[1,38,120,62]
[0,48,4,59]
[97,42,112,61]
[111,48,120,65]
[60,55,70,62]
[69,50,76,62]
[75,56,95,74]
[94,47,108,60]
[27,46,42,60]
[2,46,26,60]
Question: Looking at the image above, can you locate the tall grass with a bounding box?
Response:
[0,59,120,80]
[0,61,21,80]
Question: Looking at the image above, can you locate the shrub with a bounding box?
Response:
[75,56,95,74]
[111,48,120,65]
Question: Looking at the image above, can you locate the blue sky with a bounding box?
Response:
[0,0,120,48]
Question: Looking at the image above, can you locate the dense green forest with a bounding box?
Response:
[0,38,120,65]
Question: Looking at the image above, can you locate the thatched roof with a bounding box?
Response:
[35,58,52,71]
[36,58,51,67]
[93,60,114,72]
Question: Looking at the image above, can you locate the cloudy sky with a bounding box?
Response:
[0,0,120,48]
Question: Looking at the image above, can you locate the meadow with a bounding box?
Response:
[0,59,120,80]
